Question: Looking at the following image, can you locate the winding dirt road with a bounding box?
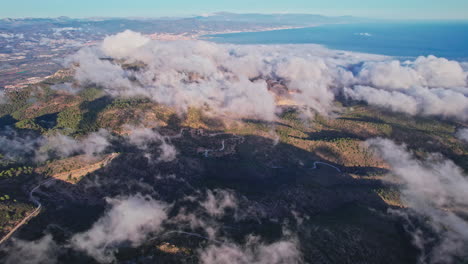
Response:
[311,161,341,172]
[0,178,55,245]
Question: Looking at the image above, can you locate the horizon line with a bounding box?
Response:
[1,12,468,21]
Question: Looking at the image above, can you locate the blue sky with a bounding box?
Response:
[2,0,468,19]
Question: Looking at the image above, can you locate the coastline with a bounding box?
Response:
[147,25,317,41]
[197,22,468,61]
[194,25,315,40]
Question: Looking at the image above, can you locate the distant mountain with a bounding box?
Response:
[194,12,368,26]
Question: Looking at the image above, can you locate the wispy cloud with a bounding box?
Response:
[367,138,468,263]
[71,195,169,263]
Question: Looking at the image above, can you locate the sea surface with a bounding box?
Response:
[206,22,468,60]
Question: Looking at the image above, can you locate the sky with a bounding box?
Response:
[1,0,468,20]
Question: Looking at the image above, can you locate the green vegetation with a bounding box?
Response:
[78,96,113,133]
[374,187,403,207]
[0,197,34,237]
[42,75,74,86]
[0,166,34,178]
[56,106,82,131]
[106,97,150,109]
[15,118,45,132]
[0,75,466,176]
[0,87,33,117]
[0,85,106,135]
[78,87,103,102]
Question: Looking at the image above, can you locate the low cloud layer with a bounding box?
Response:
[367,138,468,263]
[356,57,467,90]
[71,195,169,263]
[4,235,58,264]
[456,128,468,142]
[0,125,179,164]
[345,57,468,120]
[65,30,468,121]
[0,128,110,163]
[199,236,302,264]
[344,85,468,119]
[0,127,41,161]
[125,126,177,162]
[201,189,238,218]
[36,129,111,162]
[173,189,240,240]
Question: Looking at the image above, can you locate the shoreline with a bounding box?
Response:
[194,25,315,40]
[147,25,317,41]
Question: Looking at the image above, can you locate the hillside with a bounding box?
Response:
[0,64,467,263]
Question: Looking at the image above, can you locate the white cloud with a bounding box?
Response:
[199,236,302,264]
[356,56,467,90]
[125,126,177,162]
[0,127,41,161]
[456,128,468,142]
[65,31,468,121]
[69,47,134,91]
[367,138,468,263]
[414,56,467,88]
[158,141,177,162]
[4,235,58,264]
[345,86,468,120]
[101,30,150,60]
[171,189,239,240]
[35,129,111,162]
[275,57,336,115]
[344,85,418,115]
[201,189,238,218]
[67,31,384,120]
[71,195,169,263]
[356,60,422,90]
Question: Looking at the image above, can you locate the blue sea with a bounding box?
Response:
[206,22,468,60]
